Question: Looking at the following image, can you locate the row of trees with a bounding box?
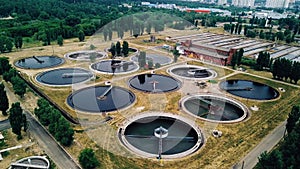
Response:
[0,57,27,97]
[137,51,161,69]
[8,102,27,139]
[0,57,27,139]
[0,36,13,53]
[224,23,242,35]
[255,52,272,71]
[230,48,244,68]
[250,52,300,84]
[0,83,27,139]
[109,41,129,57]
[257,105,300,168]
[271,58,300,84]
[0,83,9,116]
[101,13,169,41]
[34,98,74,146]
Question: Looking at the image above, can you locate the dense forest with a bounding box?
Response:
[0,0,232,51]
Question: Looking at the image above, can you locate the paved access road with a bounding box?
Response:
[3,81,81,169]
[232,121,286,169]
[25,111,81,169]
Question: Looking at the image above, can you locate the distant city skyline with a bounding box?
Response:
[217,0,227,5]
[232,0,255,7]
[266,0,289,8]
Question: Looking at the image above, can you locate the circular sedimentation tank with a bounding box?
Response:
[219,80,279,100]
[128,74,181,93]
[14,56,64,69]
[36,68,94,86]
[64,50,107,61]
[131,53,172,65]
[67,85,135,113]
[90,59,139,74]
[181,94,248,123]
[11,156,50,169]
[168,65,217,80]
[119,112,203,158]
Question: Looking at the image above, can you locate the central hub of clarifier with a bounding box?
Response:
[154,126,168,138]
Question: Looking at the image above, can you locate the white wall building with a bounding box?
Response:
[266,0,289,8]
[232,0,255,7]
[217,0,227,5]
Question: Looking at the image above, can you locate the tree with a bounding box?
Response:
[22,114,27,132]
[0,37,5,53]
[148,59,153,69]
[271,59,280,79]
[5,38,13,52]
[257,150,283,169]
[286,106,300,134]
[34,100,53,126]
[65,15,81,27]
[155,63,161,69]
[122,62,129,71]
[79,148,99,169]
[290,61,300,84]
[78,30,85,42]
[256,52,270,70]
[9,102,25,138]
[234,24,239,34]
[57,35,63,46]
[259,30,265,39]
[246,30,256,38]
[122,41,129,57]
[138,51,146,68]
[108,29,113,41]
[11,76,26,98]
[14,36,23,49]
[103,29,108,41]
[173,46,180,63]
[52,116,74,146]
[224,24,231,32]
[146,22,152,34]
[231,51,238,69]
[276,32,284,41]
[116,41,121,56]
[0,57,11,75]
[286,34,293,43]
[0,83,9,116]
[244,26,248,36]
[237,48,244,66]
[238,24,242,34]
[109,43,116,58]
[194,20,198,27]
[154,20,164,32]
[230,24,235,34]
